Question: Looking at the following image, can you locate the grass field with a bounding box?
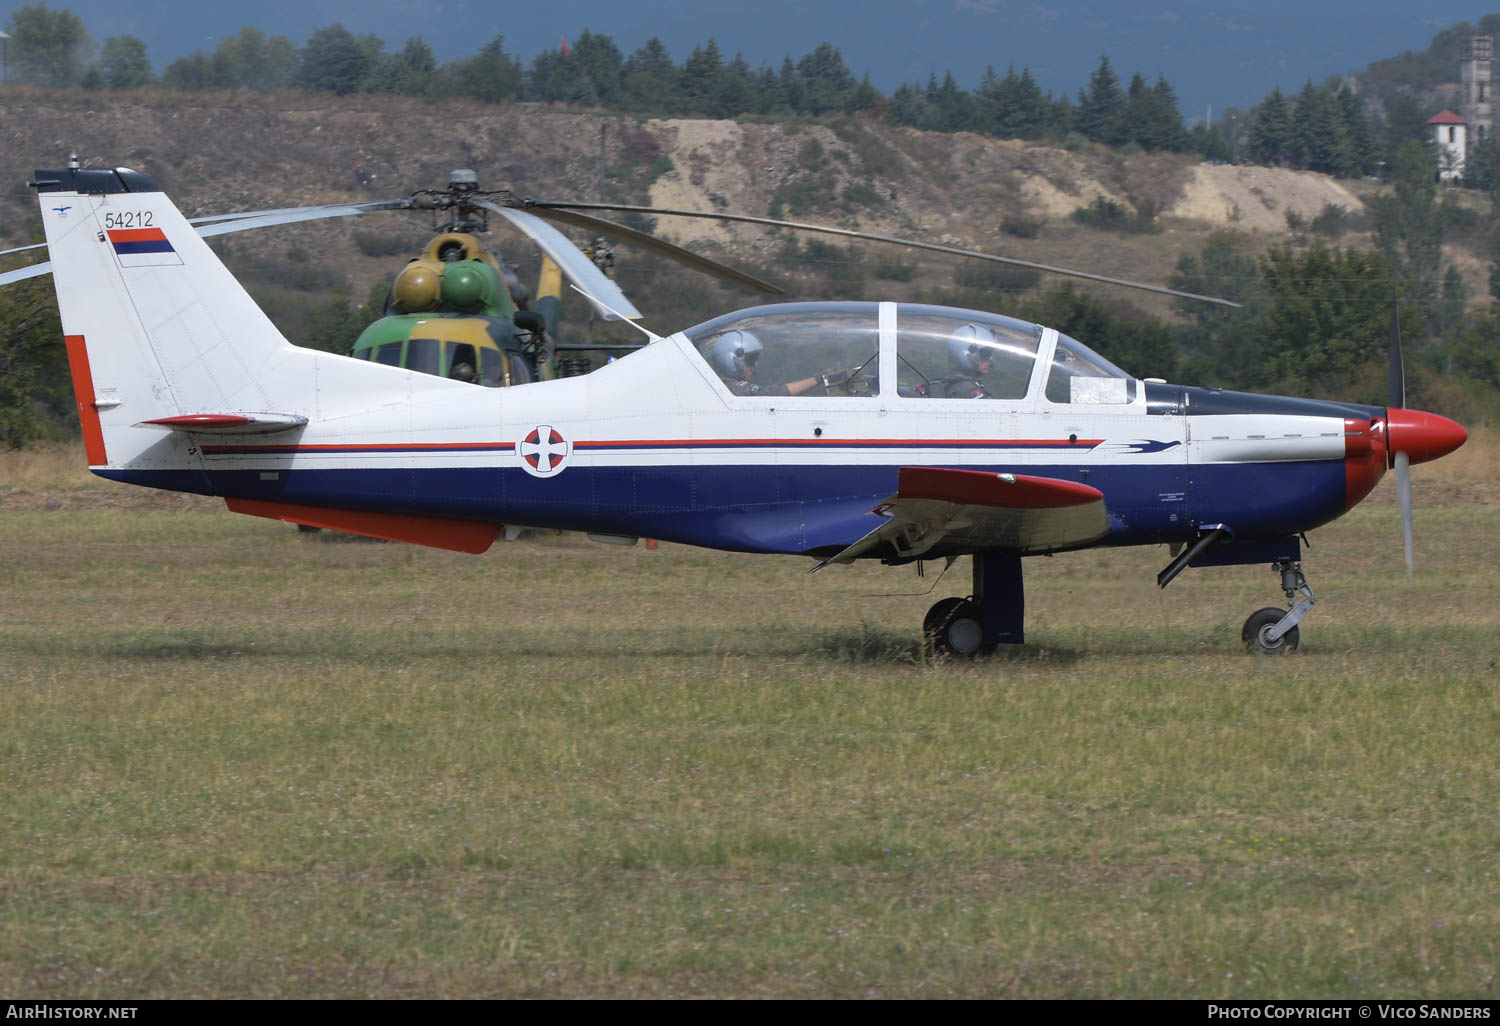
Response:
[1,441,1497,998]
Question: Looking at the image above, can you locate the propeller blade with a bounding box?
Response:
[518,203,784,295]
[474,200,643,321]
[525,201,1241,308]
[1395,449,1414,578]
[1389,305,1405,410]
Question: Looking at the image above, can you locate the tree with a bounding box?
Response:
[161,53,216,91]
[977,65,1047,140]
[1076,55,1127,145]
[1255,241,1400,400]
[1337,86,1377,177]
[620,37,677,112]
[1125,74,1187,151]
[1382,94,1433,171]
[926,71,973,133]
[527,45,598,105]
[298,283,387,355]
[885,82,937,130]
[1449,309,1500,390]
[93,35,152,89]
[679,38,724,116]
[797,42,855,115]
[1437,264,1467,337]
[211,27,296,91]
[445,36,521,103]
[1374,140,1443,315]
[295,24,369,95]
[570,30,623,106]
[1168,233,1268,387]
[365,36,436,96]
[1247,88,1292,165]
[3,1,92,87]
[1018,284,1178,381]
[0,275,69,448]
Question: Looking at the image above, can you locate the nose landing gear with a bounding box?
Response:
[1243,560,1315,655]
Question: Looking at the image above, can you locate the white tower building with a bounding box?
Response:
[1429,110,1468,180]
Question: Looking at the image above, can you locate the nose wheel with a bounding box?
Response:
[1243,561,1314,655]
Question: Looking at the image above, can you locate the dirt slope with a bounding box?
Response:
[0,88,1435,317]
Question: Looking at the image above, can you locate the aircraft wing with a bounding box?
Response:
[816,467,1109,568]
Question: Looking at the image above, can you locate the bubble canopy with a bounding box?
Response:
[680,302,1134,402]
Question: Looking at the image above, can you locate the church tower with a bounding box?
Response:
[1461,35,1493,144]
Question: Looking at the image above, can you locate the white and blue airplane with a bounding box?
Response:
[7,161,1470,655]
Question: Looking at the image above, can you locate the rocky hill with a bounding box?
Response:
[0,89,1486,328]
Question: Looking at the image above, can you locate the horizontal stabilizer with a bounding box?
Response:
[817,467,1109,567]
[225,498,501,554]
[140,413,309,434]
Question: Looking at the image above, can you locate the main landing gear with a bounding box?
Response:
[923,551,1025,657]
[1242,560,1315,655]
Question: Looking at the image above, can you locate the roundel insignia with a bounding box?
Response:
[518,424,570,477]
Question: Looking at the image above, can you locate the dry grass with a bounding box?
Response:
[0,433,1497,998]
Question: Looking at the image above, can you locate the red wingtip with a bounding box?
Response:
[1385,409,1468,467]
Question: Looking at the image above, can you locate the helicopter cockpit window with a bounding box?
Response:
[481,348,531,387]
[444,342,479,383]
[406,338,442,377]
[373,342,404,367]
[684,303,879,399]
[894,306,1040,400]
[1045,333,1136,405]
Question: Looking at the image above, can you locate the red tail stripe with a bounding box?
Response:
[63,335,107,465]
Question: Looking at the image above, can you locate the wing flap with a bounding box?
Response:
[820,467,1109,567]
[225,498,501,554]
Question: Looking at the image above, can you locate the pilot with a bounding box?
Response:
[707,329,850,397]
[935,323,999,398]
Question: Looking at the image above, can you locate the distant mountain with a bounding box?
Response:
[11,0,1489,113]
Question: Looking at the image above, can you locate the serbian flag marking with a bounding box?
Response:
[107,228,183,268]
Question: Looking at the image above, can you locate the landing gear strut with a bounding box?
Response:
[1242,561,1315,655]
[924,552,1025,657]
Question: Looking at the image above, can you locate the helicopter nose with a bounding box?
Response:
[1385,408,1468,467]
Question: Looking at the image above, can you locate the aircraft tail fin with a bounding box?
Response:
[34,164,302,469]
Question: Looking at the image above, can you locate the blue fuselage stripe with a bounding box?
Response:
[98,458,1351,556]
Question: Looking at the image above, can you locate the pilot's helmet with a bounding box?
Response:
[947,323,999,375]
[708,329,763,380]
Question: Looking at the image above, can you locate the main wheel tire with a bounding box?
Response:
[1242,606,1300,655]
[924,597,987,657]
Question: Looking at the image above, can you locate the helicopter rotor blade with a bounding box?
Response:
[0,261,52,287]
[192,198,415,238]
[516,203,784,296]
[0,241,48,258]
[526,201,1241,308]
[473,199,643,321]
[2,199,419,287]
